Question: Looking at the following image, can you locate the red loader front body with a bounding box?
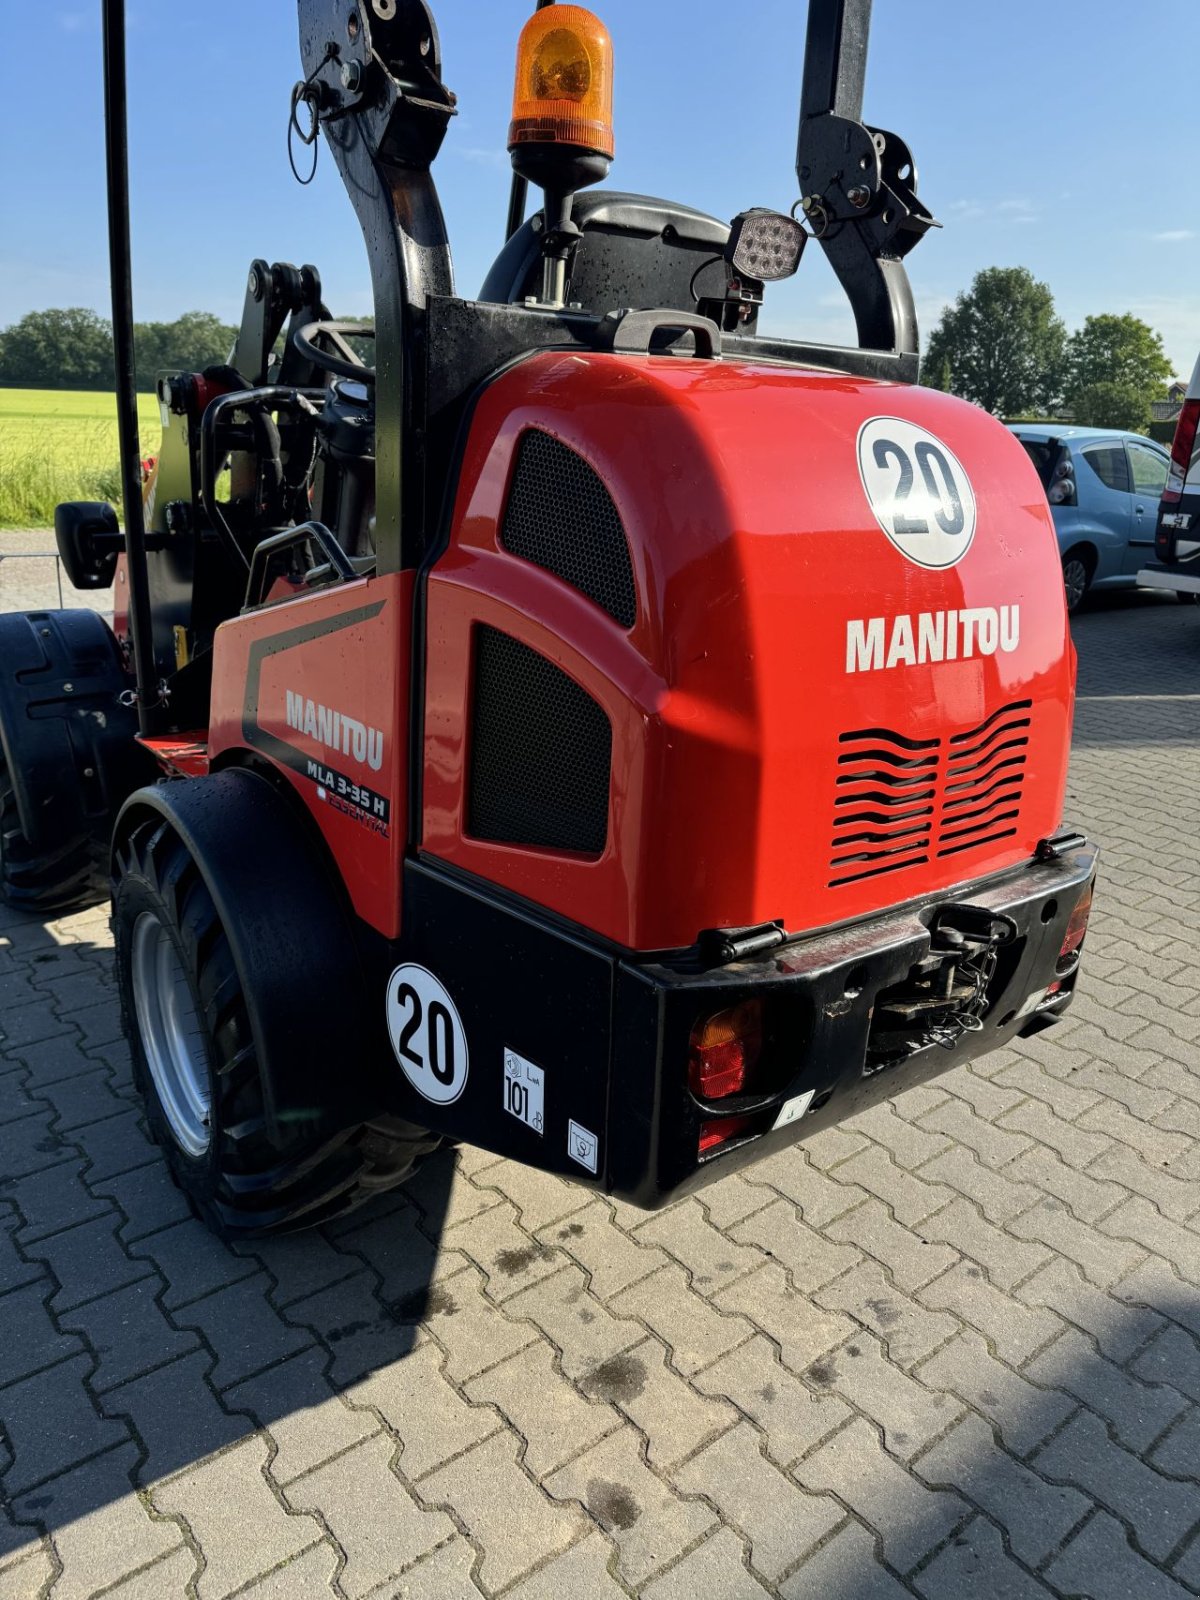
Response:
[207,347,1094,1206]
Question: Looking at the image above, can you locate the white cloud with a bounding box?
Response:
[1152,229,1196,243]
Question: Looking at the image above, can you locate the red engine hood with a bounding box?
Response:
[423,351,1076,950]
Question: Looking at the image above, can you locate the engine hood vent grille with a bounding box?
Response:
[829,702,1032,886]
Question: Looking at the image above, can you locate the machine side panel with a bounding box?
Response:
[208,572,410,938]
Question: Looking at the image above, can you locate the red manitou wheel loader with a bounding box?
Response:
[0,0,1098,1236]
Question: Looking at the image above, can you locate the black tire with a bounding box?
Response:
[114,816,438,1238]
[1062,551,1093,615]
[1175,591,1200,605]
[0,747,106,912]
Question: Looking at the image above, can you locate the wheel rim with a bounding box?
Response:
[130,910,212,1157]
[1063,559,1088,611]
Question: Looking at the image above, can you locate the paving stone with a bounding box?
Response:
[508,1261,649,1379]
[0,1354,129,1496]
[544,1423,714,1588]
[0,1278,83,1386]
[10,1443,180,1600]
[919,1260,1064,1366]
[233,1229,370,1309]
[696,1172,775,1230]
[175,1270,313,1390]
[287,1432,455,1596]
[707,1260,849,1376]
[914,1412,1092,1567]
[919,1146,1039,1224]
[916,1332,1075,1456]
[222,1542,339,1598]
[833,1149,954,1227]
[695,1333,850,1468]
[731,1197,863,1293]
[6,1161,114,1243]
[71,1108,156,1183]
[1116,1257,1200,1346]
[1088,1141,1200,1223]
[814,1260,959,1369]
[675,1421,843,1583]
[152,1436,324,1600]
[914,1516,1063,1600]
[1026,1326,1189,1453]
[1102,1196,1200,1286]
[835,1106,948,1174]
[468,1338,619,1477]
[349,1338,502,1481]
[424,1428,587,1592]
[1151,1407,1200,1480]
[642,1526,772,1600]
[0,1215,43,1296]
[446,1197,567,1303]
[807,1331,963,1461]
[1044,1509,1198,1600]
[741,1147,868,1226]
[388,1537,481,1600]
[89,1163,195,1243]
[579,1335,736,1471]
[0,1003,75,1052]
[505,1530,630,1599]
[224,1347,378,1485]
[1018,1256,1165,1363]
[919,1196,1052,1290]
[826,1198,959,1292]
[24,1211,155,1314]
[99,1350,250,1485]
[59,1276,198,1392]
[35,1068,125,1133]
[794,1417,968,1575]
[777,1516,908,1599]
[535,1197,668,1299]
[0,1507,44,1568]
[0,1550,56,1600]
[406,1260,538,1383]
[0,1112,78,1185]
[128,1218,258,1310]
[56,997,123,1051]
[1009,1143,1127,1224]
[337,1200,472,1308]
[281,1260,419,1388]
[1010,1196,1146,1289]
[633,1197,765,1293]
[467,1159,590,1233]
[999,1096,1113,1169]
[1033,1409,1200,1561]
[919,1097,1033,1169]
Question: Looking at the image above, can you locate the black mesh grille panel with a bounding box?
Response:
[500,430,637,628]
[468,627,612,855]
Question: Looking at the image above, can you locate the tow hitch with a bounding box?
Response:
[866,903,1019,1071]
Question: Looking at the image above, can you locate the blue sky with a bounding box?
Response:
[2,1,1197,375]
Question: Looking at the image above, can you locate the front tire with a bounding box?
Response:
[114,818,437,1237]
[1062,552,1092,615]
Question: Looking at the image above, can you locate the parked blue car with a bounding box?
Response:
[1008,426,1171,612]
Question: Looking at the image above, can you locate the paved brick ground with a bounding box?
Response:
[2,589,1200,1598]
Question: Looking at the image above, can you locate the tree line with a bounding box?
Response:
[924,267,1175,432]
[0,307,237,392]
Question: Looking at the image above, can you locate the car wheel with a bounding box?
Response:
[1062,554,1091,615]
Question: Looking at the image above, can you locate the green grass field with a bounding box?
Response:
[0,388,162,529]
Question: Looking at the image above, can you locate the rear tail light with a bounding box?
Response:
[1046,880,1094,996]
[1163,399,1199,506]
[698,1114,755,1154]
[688,999,764,1100]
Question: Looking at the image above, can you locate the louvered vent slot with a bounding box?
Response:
[937,700,1031,857]
[468,627,612,857]
[500,430,637,628]
[829,727,938,886]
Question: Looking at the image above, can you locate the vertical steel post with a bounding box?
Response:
[102,0,158,733]
[504,0,558,240]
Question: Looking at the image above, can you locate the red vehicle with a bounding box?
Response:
[0,0,1096,1235]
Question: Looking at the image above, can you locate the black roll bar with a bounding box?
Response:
[102,0,158,732]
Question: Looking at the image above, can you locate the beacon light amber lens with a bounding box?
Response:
[508,6,615,157]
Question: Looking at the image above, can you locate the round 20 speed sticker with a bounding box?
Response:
[385,964,469,1105]
[857,416,978,570]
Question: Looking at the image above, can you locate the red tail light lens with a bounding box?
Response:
[1057,881,1094,971]
[688,1000,764,1100]
[698,1114,755,1154]
[1164,399,1199,505]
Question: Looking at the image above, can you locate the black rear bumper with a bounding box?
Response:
[392,841,1098,1209]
